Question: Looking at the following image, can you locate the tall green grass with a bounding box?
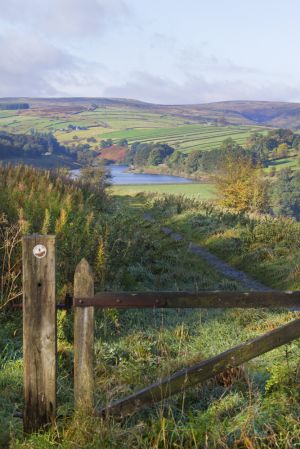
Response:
[146,193,300,290]
[1,187,300,448]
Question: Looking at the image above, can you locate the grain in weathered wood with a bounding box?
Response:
[74,258,95,411]
[99,316,300,418]
[23,235,56,433]
[74,290,300,309]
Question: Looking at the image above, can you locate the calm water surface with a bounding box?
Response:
[72,165,192,185]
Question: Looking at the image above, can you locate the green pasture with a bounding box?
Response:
[110,183,216,199]
[264,156,299,172]
[58,124,264,153]
[0,105,267,154]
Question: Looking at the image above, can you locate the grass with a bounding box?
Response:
[145,194,300,291]
[59,125,264,153]
[109,183,216,199]
[3,305,299,448]
[264,155,299,172]
[1,192,300,448]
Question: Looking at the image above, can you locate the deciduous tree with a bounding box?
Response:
[215,154,269,213]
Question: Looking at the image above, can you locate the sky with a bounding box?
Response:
[0,0,300,104]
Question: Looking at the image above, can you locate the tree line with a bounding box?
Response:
[123,128,300,219]
[0,131,69,158]
[125,142,175,166]
[0,103,29,110]
[125,128,300,175]
[0,130,101,166]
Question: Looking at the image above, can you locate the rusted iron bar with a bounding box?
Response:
[98,316,300,418]
[14,290,300,311]
[74,291,300,309]
[12,293,73,310]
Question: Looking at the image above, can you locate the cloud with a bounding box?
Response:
[177,48,260,75]
[0,31,108,96]
[1,26,299,102]
[0,0,130,39]
[104,71,300,104]
[150,33,259,76]
[0,2,298,103]
[0,0,127,97]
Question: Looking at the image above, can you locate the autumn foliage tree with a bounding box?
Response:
[215,154,269,213]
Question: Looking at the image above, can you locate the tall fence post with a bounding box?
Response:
[74,258,95,411]
[22,235,56,433]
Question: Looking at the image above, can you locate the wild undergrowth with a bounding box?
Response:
[1,182,300,448]
[146,193,300,290]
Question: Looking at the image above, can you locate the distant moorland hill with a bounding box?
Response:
[1,97,300,128]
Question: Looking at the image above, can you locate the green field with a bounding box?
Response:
[0,105,267,154]
[264,155,299,172]
[110,183,216,199]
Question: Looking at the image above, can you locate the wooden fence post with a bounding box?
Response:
[74,258,95,411]
[22,235,56,433]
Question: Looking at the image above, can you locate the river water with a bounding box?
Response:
[72,165,192,185]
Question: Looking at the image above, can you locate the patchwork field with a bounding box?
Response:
[0,101,267,154]
[264,155,299,172]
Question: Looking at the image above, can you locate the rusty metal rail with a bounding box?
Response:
[14,291,300,312]
[74,290,300,309]
[12,293,73,310]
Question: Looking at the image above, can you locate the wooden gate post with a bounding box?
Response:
[74,259,95,411]
[22,235,56,433]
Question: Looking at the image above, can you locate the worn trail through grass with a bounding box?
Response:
[143,212,271,291]
[117,194,270,291]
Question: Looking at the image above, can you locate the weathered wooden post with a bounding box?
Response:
[22,235,56,433]
[74,258,95,411]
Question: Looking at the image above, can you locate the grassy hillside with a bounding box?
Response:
[84,123,261,153]
[1,166,300,448]
[0,101,266,156]
[2,98,300,129]
[146,194,300,290]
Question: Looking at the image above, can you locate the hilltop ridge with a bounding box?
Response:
[1,97,300,129]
